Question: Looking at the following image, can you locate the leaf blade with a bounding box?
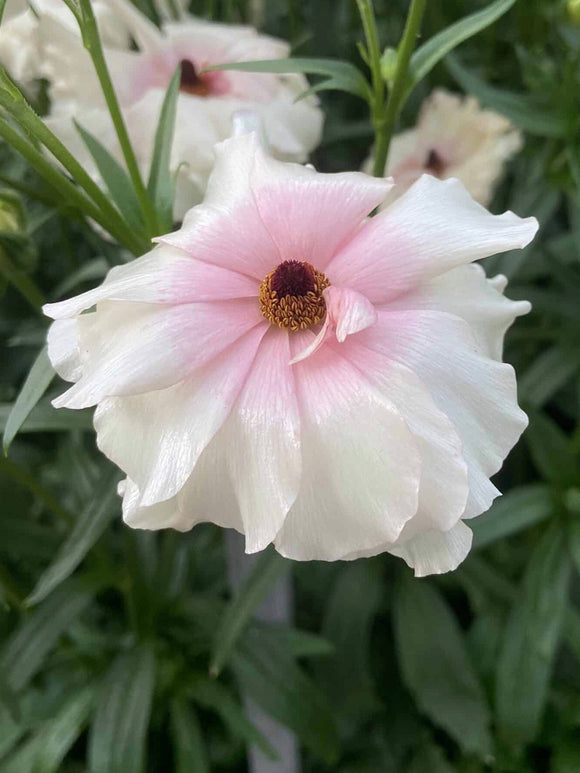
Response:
[3,347,54,453]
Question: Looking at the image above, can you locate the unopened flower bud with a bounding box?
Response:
[380,47,397,84]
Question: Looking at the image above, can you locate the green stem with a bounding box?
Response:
[78,0,159,237]
[373,0,427,177]
[356,0,384,124]
[0,247,45,314]
[0,455,73,527]
[0,117,147,255]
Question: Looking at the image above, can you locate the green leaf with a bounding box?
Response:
[526,411,577,486]
[170,699,209,773]
[204,58,371,101]
[233,626,338,764]
[394,577,492,758]
[552,732,580,773]
[75,121,144,232]
[210,548,287,676]
[316,561,382,717]
[3,347,53,454]
[53,256,108,298]
[496,526,571,745]
[471,484,553,550]
[1,579,95,691]
[0,401,93,434]
[250,622,334,659]
[147,66,180,233]
[519,346,580,408]
[189,677,277,760]
[35,687,95,773]
[446,56,569,137]
[408,0,517,93]
[27,468,119,606]
[88,644,156,773]
[407,742,455,773]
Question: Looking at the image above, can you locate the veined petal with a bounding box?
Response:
[52,298,263,409]
[385,263,530,361]
[388,522,473,577]
[250,145,392,270]
[359,309,527,519]
[120,479,189,531]
[275,334,421,561]
[222,326,301,554]
[94,325,267,507]
[46,318,81,382]
[326,175,538,304]
[156,133,280,279]
[43,246,259,320]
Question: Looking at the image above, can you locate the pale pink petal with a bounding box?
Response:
[250,146,392,270]
[46,318,81,382]
[385,263,531,361]
[156,133,280,279]
[222,326,301,553]
[275,334,421,561]
[337,339,469,533]
[52,299,263,409]
[358,309,527,519]
[290,285,377,364]
[94,325,267,507]
[326,175,538,304]
[120,479,190,531]
[43,246,258,320]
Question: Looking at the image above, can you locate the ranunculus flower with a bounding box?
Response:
[365,89,522,207]
[44,133,537,575]
[40,7,323,219]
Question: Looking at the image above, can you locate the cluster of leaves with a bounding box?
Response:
[1,0,580,771]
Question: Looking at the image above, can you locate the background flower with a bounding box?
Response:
[45,133,537,575]
[365,89,522,207]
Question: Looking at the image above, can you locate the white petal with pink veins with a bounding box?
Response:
[94,325,267,507]
[52,298,263,409]
[275,336,421,561]
[44,246,259,320]
[327,174,537,304]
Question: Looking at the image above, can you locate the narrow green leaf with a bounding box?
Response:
[233,627,339,764]
[0,242,44,313]
[170,699,209,773]
[3,347,54,454]
[519,346,580,408]
[53,256,108,298]
[210,548,287,676]
[89,644,156,773]
[0,0,8,25]
[407,742,455,773]
[394,577,492,758]
[205,57,371,100]
[147,66,180,232]
[1,579,94,691]
[75,121,144,232]
[526,411,577,486]
[446,56,569,137]
[471,484,553,549]
[35,687,95,773]
[552,732,580,773]
[0,401,93,434]
[496,527,571,745]
[250,622,334,659]
[409,0,517,91]
[189,677,277,760]
[0,704,24,761]
[27,468,119,606]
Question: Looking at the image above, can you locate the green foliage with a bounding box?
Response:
[1,0,580,772]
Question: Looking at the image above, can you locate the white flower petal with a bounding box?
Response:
[388,522,473,577]
[46,318,81,382]
[275,335,421,561]
[326,175,538,304]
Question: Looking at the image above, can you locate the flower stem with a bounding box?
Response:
[373,0,427,177]
[78,0,159,238]
[356,0,386,174]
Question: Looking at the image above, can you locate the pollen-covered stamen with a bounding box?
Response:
[179,59,211,97]
[425,148,445,176]
[259,260,330,331]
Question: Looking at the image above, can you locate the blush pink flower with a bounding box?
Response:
[44,133,538,575]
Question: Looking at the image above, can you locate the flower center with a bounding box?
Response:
[259,260,330,331]
[425,148,445,176]
[179,59,212,97]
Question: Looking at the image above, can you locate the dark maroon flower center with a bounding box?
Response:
[179,59,211,97]
[269,260,316,298]
[425,149,445,176]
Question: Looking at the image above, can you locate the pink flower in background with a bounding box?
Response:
[366,89,522,207]
[44,133,537,575]
[39,6,323,218]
